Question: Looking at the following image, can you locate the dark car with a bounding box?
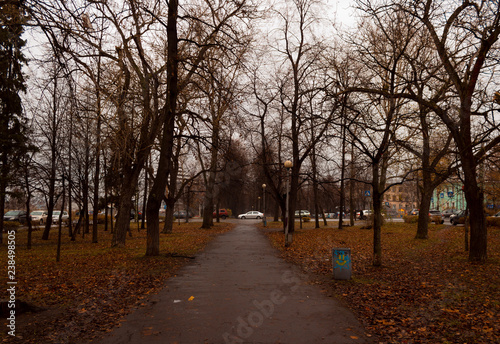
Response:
[450,210,467,225]
[130,210,143,220]
[113,210,143,220]
[174,210,193,219]
[4,210,28,223]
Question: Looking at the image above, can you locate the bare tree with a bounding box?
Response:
[146,0,257,254]
[273,0,339,243]
[342,5,417,266]
[400,0,500,262]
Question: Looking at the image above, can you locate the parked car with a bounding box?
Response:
[30,210,48,224]
[294,210,311,218]
[441,209,459,218]
[409,209,419,216]
[358,210,372,220]
[238,211,264,219]
[173,210,193,218]
[113,210,143,220]
[130,210,143,220]
[429,210,444,224]
[332,212,349,219]
[450,210,467,225]
[213,209,230,219]
[52,211,69,224]
[3,210,28,223]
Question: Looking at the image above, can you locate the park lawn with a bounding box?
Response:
[1,221,233,344]
[263,221,500,344]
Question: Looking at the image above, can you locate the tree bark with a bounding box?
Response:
[145,0,178,256]
[462,158,487,261]
[42,74,59,240]
[416,189,432,239]
[372,163,382,267]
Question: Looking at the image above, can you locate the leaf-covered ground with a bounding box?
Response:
[1,222,233,344]
[263,221,500,344]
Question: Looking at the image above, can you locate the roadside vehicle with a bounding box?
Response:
[441,209,458,218]
[3,210,28,223]
[52,211,69,224]
[213,209,230,219]
[238,211,263,219]
[429,210,444,224]
[130,210,143,220]
[450,210,467,225]
[332,212,348,219]
[409,209,419,216]
[358,210,372,220]
[173,210,194,218]
[113,209,143,220]
[294,210,311,218]
[30,210,48,224]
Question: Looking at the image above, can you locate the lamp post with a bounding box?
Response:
[262,184,267,227]
[258,197,261,212]
[284,160,293,246]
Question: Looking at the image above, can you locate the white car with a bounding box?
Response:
[294,210,311,218]
[238,211,264,219]
[30,210,48,224]
[52,211,69,224]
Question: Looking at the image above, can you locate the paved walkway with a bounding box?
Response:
[98,222,373,344]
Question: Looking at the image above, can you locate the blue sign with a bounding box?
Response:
[448,192,454,198]
[364,190,371,197]
[440,193,444,199]
[385,202,389,206]
[487,204,494,209]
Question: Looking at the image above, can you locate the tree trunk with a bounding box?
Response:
[145,0,178,256]
[112,174,136,247]
[415,186,432,239]
[201,131,218,229]
[372,185,383,267]
[0,152,7,244]
[24,159,33,250]
[286,164,299,239]
[339,117,347,229]
[201,189,215,229]
[372,161,383,267]
[162,204,175,234]
[349,144,356,227]
[462,162,487,261]
[146,123,172,254]
[42,164,56,240]
[42,72,59,240]
[274,201,280,222]
[141,161,148,230]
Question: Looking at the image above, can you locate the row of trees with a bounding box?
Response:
[2,0,499,265]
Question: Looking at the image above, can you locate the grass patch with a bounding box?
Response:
[0,221,233,343]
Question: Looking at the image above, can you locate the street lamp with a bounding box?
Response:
[284,160,293,246]
[262,184,267,227]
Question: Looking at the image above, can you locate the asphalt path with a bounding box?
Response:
[97,221,373,344]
